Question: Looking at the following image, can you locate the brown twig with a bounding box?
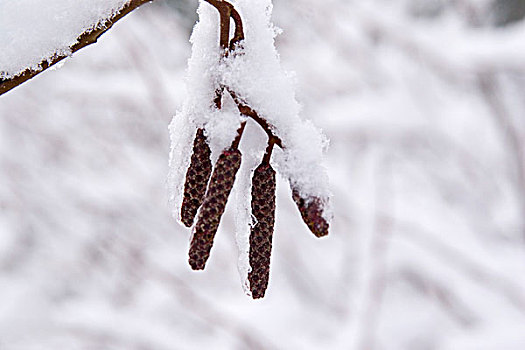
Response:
[0,0,153,97]
[204,0,231,51]
[227,89,283,148]
[262,139,275,165]
[204,0,244,50]
[229,7,245,50]
[231,121,247,149]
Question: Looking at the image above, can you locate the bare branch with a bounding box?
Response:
[0,0,153,97]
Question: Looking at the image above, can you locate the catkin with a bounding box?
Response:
[188,148,242,270]
[181,128,213,227]
[248,163,276,299]
[292,189,329,237]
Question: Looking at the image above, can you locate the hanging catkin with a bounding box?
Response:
[181,128,213,227]
[189,148,242,270]
[292,189,329,238]
[248,163,276,299]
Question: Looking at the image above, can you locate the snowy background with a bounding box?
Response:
[1,0,525,349]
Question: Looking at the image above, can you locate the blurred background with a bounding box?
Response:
[1,0,525,349]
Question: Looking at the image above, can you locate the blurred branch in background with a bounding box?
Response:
[491,0,525,26]
[154,0,198,32]
[478,71,525,241]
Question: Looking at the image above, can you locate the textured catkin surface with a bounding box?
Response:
[248,163,276,299]
[181,128,213,227]
[292,189,329,238]
[189,148,242,270]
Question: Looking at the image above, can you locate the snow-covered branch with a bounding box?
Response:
[0,0,153,96]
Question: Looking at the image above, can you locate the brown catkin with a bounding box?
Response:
[248,163,276,299]
[181,128,213,227]
[292,189,329,238]
[188,148,242,270]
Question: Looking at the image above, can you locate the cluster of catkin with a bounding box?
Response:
[179,0,329,299]
[181,126,328,298]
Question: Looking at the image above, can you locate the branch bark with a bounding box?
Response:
[0,0,153,97]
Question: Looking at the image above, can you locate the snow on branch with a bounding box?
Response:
[0,0,153,96]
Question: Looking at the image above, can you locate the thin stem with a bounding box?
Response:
[227,89,283,148]
[204,0,231,51]
[231,121,247,149]
[229,7,245,50]
[262,139,275,165]
[206,0,231,110]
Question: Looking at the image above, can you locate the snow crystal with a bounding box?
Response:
[0,0,129,78]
